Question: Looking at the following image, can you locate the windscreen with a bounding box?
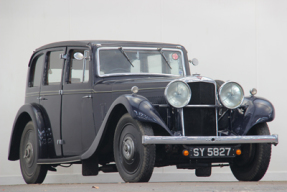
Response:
[98,48,185,76]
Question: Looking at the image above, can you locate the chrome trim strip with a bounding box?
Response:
[216,108,218,136]
[26,92,39,95]
[96,47,186,77]
[97,73,181,78]
[62,89,93,95]
[179,108,185,136]
[39,90,60,96]
[93,90,113,93]
[136,87,166,91]
[112,87,166,92]
[63,89,92,92]
[63,92,92,95]
[142,135,279,145]
[152,104,221,108]
[34,87,178,96]
[25,94,39,97]
[40,93,59,96]
[152,104,169,107]
[185,105,219,108]
[92,87,166,94]
[40,90,59,93]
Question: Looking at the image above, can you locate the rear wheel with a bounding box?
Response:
[230,123,271,181]
[113,114,155,182]
[20,121,47,184]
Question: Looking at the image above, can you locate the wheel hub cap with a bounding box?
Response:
[23,142,33,165]
[122,137,135,160]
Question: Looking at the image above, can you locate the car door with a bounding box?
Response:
[40,47,66,157]
[61,47,95,156]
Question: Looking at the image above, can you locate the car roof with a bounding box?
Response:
[35,40,183,51]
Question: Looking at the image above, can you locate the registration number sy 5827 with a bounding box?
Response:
[189,146,236,158]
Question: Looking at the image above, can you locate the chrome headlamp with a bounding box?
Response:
[219,82,244,109]
[164,80,191,108]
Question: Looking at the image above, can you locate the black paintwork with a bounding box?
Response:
[231,96,275,135]
[8,40,275,169]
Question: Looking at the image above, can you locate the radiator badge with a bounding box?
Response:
[196,76,203,80]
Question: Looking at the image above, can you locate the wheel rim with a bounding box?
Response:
[119,124,141,174]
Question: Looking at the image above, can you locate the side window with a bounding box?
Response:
[29,54,44,87]
[45,51,64,85]
[67,49,89,84]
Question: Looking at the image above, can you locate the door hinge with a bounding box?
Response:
[57,140,65,145]
[59,90,63,95]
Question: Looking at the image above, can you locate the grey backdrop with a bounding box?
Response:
[0,0,286,184]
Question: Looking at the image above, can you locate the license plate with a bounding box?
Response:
[189,146,235,158]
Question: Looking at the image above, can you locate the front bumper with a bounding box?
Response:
[142,134,279,146]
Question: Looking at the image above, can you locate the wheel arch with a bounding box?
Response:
[81,94,172,160]
[8,104,49,161]
[96,104,128,164]
[231,96,275,135]
[123,94,172,135]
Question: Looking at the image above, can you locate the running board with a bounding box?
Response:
[38,156,81,164]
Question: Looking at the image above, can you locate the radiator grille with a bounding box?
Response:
[184,108,216,136]
[188,82,215,105]
[184,82,216,136]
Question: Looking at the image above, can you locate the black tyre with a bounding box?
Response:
[20,121,48,184]
[113,113,155,182]
[230,123,271,181]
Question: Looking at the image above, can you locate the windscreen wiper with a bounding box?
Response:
[158,48,172,69]
[119,47,134,67]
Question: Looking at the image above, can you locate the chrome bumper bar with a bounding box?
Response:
[142,134,278,145]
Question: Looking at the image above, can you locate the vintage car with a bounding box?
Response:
[8,40,278,184]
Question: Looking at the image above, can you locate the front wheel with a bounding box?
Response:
[20,121,48,184]
[230,123,271,181]
[113,114,155,182]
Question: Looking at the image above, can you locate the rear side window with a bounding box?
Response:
[45,51,64,85]
[29,54,44,87]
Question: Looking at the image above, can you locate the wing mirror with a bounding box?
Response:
[189,58,199,66]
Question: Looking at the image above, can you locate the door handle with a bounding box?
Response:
[37,97,47,100]
[82,95,92,99]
